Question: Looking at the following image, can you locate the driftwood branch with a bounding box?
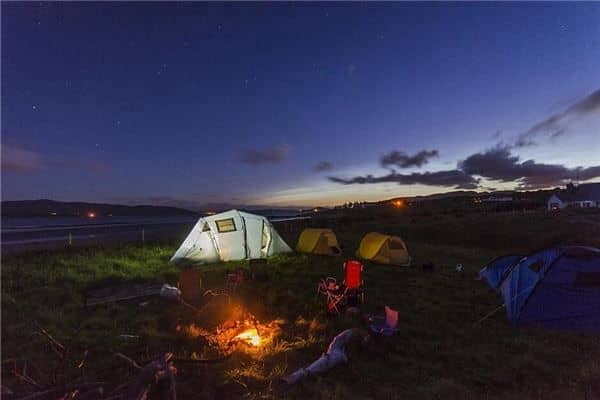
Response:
[11,361,42,389]
[126,353,176,400]
[113,353,142,370]
[33,323,65,359]
[7,322,179,400]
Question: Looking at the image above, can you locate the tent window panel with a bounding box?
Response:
[215,218,236,233]
[388,239,405,250]
[575,272,600,288]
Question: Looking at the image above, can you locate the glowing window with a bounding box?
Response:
[215,218,236,233]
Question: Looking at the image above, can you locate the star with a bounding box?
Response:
[32,105,38,110]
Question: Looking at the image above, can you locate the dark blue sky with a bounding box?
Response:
[2,3,599,208]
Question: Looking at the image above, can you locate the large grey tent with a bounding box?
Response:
[170,210,292,264]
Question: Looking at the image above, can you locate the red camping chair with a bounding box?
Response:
[343,260,364,306]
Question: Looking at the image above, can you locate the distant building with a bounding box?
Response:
[547,183,600,211]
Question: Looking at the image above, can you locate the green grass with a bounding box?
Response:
[3,210,600,399]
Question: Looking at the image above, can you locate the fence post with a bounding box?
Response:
[68,232,72,246]
[142,229,145,243]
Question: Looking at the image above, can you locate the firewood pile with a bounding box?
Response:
[2,323,177,400]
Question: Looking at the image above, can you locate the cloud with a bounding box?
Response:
[328,169,480,190]
[314,161,334,172]
[459,146,600,189]
[1,144,44,172]
[516,88,600,147]
[380,149,439,169]
[328,144,600,191]
[240,144,290,165]
[1,143,112,174]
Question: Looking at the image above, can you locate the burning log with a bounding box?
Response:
[181,312,282,356]
[282,328,364,385]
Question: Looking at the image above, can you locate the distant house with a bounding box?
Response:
[547,183,600,211]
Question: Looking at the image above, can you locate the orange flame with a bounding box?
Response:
[234,328,261,347]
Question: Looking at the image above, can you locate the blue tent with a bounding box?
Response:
[485,246,600,332]
[479,255,523,289]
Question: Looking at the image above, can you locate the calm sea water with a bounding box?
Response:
[1,215,198,251]
[1,215,198,232]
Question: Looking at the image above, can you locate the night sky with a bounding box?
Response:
[2,3,600,209]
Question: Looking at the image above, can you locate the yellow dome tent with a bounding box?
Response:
[296,228,341,255]
[357,232,411,266]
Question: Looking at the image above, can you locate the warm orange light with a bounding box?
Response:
[392,200,403,208]
[87,212,96,218]
[234,328,261,347]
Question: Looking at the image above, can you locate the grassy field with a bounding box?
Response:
[3,209,600,399]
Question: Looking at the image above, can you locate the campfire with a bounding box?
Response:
[182,312,282,355]
[234,327,261,347]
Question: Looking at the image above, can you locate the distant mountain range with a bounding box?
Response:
[383,187,560,203]
[6,185,591,218]
[1,199,198,218]
[0,199,308,218]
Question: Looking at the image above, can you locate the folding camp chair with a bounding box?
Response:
[316,260,365,315]
[316,277,344,315]
[226,268,245,294]
[249,258,268,281]
[369,306,400,336]
[342,259,364,306]
[177,269,203,303]
[317,277,338,297]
